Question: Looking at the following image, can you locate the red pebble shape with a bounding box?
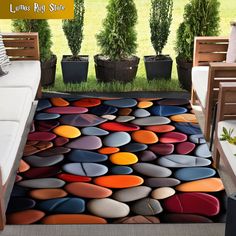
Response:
[22,166,61,179]
[37,120,60,132]
[57,173,92,182]
[159,132,187,144]
[54,137,69,147]
[99,122,140,132]
[73,98,101,107]
[163,193,220,216]
[28,132,56,141]
[176,142,196,155]
[149,143,174,155]
[45,107,88,114]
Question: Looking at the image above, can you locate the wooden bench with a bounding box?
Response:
[191,36,236,141]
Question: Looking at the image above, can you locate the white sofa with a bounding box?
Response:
[0,33,40,229]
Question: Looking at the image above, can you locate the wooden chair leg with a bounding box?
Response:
[212,145,220,169]
[204,106,212,141]
[36,82,42,99]
[0,204,6,230]
[0,175,6,230]
[191,87,197,105]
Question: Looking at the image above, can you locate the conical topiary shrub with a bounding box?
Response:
[94,0,140,83]
[61,0,88,84]
[144,0,173,80]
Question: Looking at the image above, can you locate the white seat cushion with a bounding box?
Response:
[0,87,32,122]
[218,120,236,177]
[192,66,209,108]
[0,61,41,99]
[0,121,20,184]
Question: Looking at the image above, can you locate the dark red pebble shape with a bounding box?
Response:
[57,173,92,183]
[22,166,62,179]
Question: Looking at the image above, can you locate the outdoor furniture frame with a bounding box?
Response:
[0,33,40,229]
[213,82,236,236]
[191,36,236,141]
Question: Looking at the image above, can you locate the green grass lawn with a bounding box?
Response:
[0,0,235,92]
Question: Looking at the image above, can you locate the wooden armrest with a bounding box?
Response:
[216,82,236,122]
[193,36,229,66]
[2,32,40,61]
[208,63,236,80]
[210,62,236,70]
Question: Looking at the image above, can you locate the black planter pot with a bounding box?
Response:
[61,55,89,84]
[144,55,173,80]
[41,55,57,87]
[176,58,193,91]
[94,55,140,83]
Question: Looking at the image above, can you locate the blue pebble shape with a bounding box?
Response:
[11,186,29,197]
[81,127,109,136]
[38,198,85,214]
[150,106,188,116]
[174,167,216,181]
[7,197,36,213]
[122,143,148,153]
[104,99,138,108]
[90,104,118,116]
[36,99,52,111]
[35,113,61,121]
[174,122,202,135]
[111,166,133,175]
[67,150,108,163]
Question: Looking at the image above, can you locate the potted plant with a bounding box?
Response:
[95,0,140,83]
[62,0,88,84]
[145,0,173,80]
[175,0,220,91]
[12,20,57,87]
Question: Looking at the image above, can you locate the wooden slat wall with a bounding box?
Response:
[193,37,229,66]
[2,33,40,61]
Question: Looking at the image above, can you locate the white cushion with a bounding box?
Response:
[192,66,209,108]
[218,120,236,177]
[0,87,32,122]
[0,121,20,184]
[0,61,41,99]
[226,25,236,63]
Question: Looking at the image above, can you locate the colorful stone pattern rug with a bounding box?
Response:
[7,97,226,225]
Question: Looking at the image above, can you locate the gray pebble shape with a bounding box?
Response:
[63,163,108,177]
[133,109,151,118]
[131,198,163,215]
[23,155,64,167]
[112,186,152,202]
[131,116,170,126]
[17,178,65,188]
[132,163,172,178]
[157,155,211,168]
[195,144,212,158]
[103,132,131,147]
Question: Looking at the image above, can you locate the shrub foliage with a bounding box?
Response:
[97,0,138,60]
[150,0,173,56]
[175,0,220,62]
[12,20,53,62]
[62,0,85,59]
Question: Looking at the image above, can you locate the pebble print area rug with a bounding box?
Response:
[7,97,226,225]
